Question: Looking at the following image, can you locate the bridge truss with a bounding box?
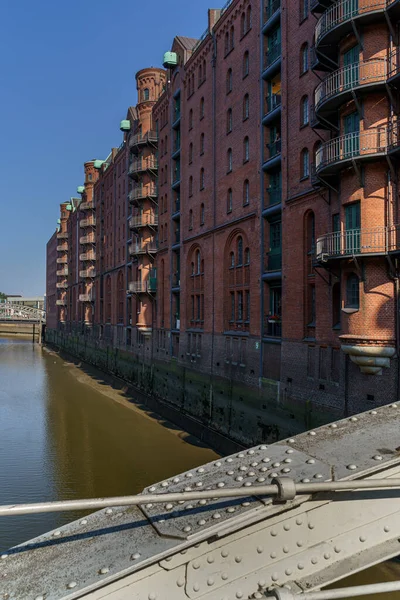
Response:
[0,301,45,322]
[2,403,400,599]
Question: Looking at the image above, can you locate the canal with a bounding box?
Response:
[0,337,399,599]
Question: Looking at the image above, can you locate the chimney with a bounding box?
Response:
[208,8,222,31]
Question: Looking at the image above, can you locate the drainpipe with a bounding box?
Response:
[259,0,266,386]
[210,30,218,423]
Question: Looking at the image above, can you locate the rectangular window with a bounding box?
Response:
[245,290,250,322]
[345,202,361,253]
[191,296,195,320]
[237,291,243,321]
[196,295,201,320]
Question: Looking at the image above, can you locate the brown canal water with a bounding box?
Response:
[0,337,399,598]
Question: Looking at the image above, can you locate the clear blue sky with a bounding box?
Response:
[0,0,212,296]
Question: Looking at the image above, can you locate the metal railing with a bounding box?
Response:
[128,130,158,150]
[266,186,282,206]
[79,234,95,244]
[55,282,68,289]
[79,293,95,302]
[315,59,388,111]
[80,217,96,228]
[128,214,158,229]
[128,279,157,293]
[129,157,158,176]
[56,268,68,277]
[315,126,392,172]
[172,168,181,185]
[266,581,400,600]
[128,184,158,202]
[128,243,158,256]
[56,256,68,264]
[264,317,282,337]
[265,0,281,21]
[79,252,96,261]
[56,299,67,306]
[79,269,96,278]
[315,0,386,46]
[56,243,68,252]
[266,139,281,161]
[315,225,400,261]
[264,44,281,69]
[56,232,68,240]
[79,201,94,211]
[265,93,282,114]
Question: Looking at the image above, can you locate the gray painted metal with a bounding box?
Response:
[0,301,45,322]
[2,403,400,599]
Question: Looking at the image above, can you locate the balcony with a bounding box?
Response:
[79,252,96,261]
[263,0,281,34]
[56,282,68,289]
[172,138,181,159]
[128,242,158,256]
[128,184,158,203]
[315,59,388,120]
[128,214,158,229]
[172,272,180,290]
[56,256,68,264]
[262,139,281,171]
[128,157,158,178]
[172,168,181,189]
[80,217,96,228]
[128,130,158,151]
[262,44,281,80]
[310,0,334,13]
[315,127,394,177]
[80,269,96,278]
[263,253,282,281]
[57,232,68,240]
[79,293,95,302]
[56,299,67,306]
[316,226,400,262]
[128,279,157,294]
[80,201,95,211]
[80,234,95,244]
[263,93,282,126]
[315,0,388,63]
[263,187,282,219]
[172,106,181,129]
[56,243,68,252]
[56,268,68,277]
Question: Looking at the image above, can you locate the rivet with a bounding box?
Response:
[347,464,357,470]
[80,519,88,525]
[217,482,225,488]
[199,499,207,505]
[227,507,236,513]
[271,529,278,536]
[384,526,390,533]
[272,462,280,467]
[244,482,252,487]
[198,467,205,473]
[271,573,279,582]
[193,583,200,592]
[391,403,398,408]
[350,417,358,422]
[173,477,180,483]
[283,545,289,553]
[222,549,229,557]
[302,478,310,483]
[260,466,268,472]
[373,455,383,461]
[198,519,206,525]
[215,461,222,467]
[297,540,304,547]
[251,462,259,467]
[258,579,266,587]
[242,501,250,506]
[166,503,173,510]
[360,535,366,542]
[288,438,295,443]
[226,457,233,463]
[1,554,8,560]
[195,482,203,488]
[227,470,234,476]
[314,473,323,479]
[186,504,194,510]
[178,501,185,505]
[254,593,264,599]
[213,512,221,519]
[324,553,331,560]
[308,523,315,530]
[262,457,271,463]
[282,468,291,473]
[35,596,44,600]
[285,568,292,576]
[296,518,303,525]
[248,471,256,476]
[99,567,109,575]
[257,477,266,482]
[146,503,153,509]
[235,555,242,563]
[309,431,316,436]
[283,524,290,531]
[183,526,192,533]
[286,449,294,454]
[334,546,341,553]
[67,582,77,589]
[271,472,279,477]
[260,444,268,449]
[298,562,305,570]
[149,486,156,492]
[177,578,185,587]
[236,592,243,599]
[311,557,318,565]
[238,453,245,458]
[221,572,229,580]
[236,476,244,482]
[193,561,200,570]
[307,459,315,464]
[248,449,255,455]
[270,551,277,558]
[165,556,173,562]
[161,482,168,487]
[207,578,215,586]
[186,472,193,477]
[105,508,113,514]
[330,423,337,429]
[207,555,215,564]
[184,487,191,492]
[149,593,157,600]
[240,466,248,472]
[131,552,141,560]
[370,410,377,415]
[284,458,292,464]
[257,546,264,554]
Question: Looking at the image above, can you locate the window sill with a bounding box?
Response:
[226,89,232,96]
[342,307,359,314]
[224,47,235,58]
[299,15,308,25]
[227,129,232,135]
[227,169,232,174]
[332,324,341,331]
[200,115,204,121]
[300,175,309,182]
[243,116,249,122]
[243,158,249,164]
[243,202,249,207]
[299,69,309,78]
[242,72,249,80]
[300,123,309,130]
[240,27,252,41]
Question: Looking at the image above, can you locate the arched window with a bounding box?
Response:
[160,139,164,156]
[300,0,309,21]
[247,6,252,29]
[189,142,193,164]
[346,273,360,308]
[230,251,235,267]
[243,137,249,162]
[200,97,205,119]
[227,148,233,172]
[301,42,309,74]
[200,203,205,225]
[203,59,206,81]
[196,249,201,274]
[245,248,250,264]
[243,93,249,120]
[243,51,249,77]
[226,68,233,94]
[301,95,309,126]
[198,64,202,86]
[237,237,243,265]
[301,148,310,179]
[225,31,229,54]
[200,133,205,155]
[164,223,168,242]
[200,168,205,190]
[314,140,323,169]
[189,209,193,230]
[230,26,235,50]
[227,188,233,213]
[189,109,193,130]
[189,176,193,197]
[332,281,341,328]
[227,108,233,133]
[243,179,250,205]
[241,12,246,37]
[143,88,150,101]
[191,73,195,92]
[160,224,164,243]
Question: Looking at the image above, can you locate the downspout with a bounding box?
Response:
[210,30,217,423]
[259,0,265,386]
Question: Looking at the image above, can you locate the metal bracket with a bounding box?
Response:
[351,20,363,50]
[351,159,363,187]
[386,154,397,181]
[313,265,332,286]
[317,175,338,194]
[384,10,397,44]
[351,255,364,281]
[271,477,296,503]
[318,114,339,132]
[351,90,362,116]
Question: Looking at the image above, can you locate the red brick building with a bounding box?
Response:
[46,0,400,444]
[46,230,58,330]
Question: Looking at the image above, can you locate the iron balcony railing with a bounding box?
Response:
[56,299,67,306]
[80,217,96,228]
[173,199,181,214]
[315,226,400,261]
[315,126,394,173]
[56,256,68,264]
[129,157,158,176]
[266,93,282,114]
[56,268,68,277]
[315,0,386,47]
[79,234,95,245]
[264,44,281,70]
[128,184,158,203]
[56,244,68,252]
[128,243,158,256]
[172,168,181,186]
[173,138,181,153]
[172,272,181,287]
[265,0,281,21]
[128,130,158,150]
[79,269,96,278]
[266,186,282,205]
[79,252,96,261]
[79,293,95,302]
[128,279,157,294]
[56,282,68,289]
[266,139,282,160]
[315,59,388,112]
[79,201,94,211]
[56,232,68,240]
[128,214,158,229]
